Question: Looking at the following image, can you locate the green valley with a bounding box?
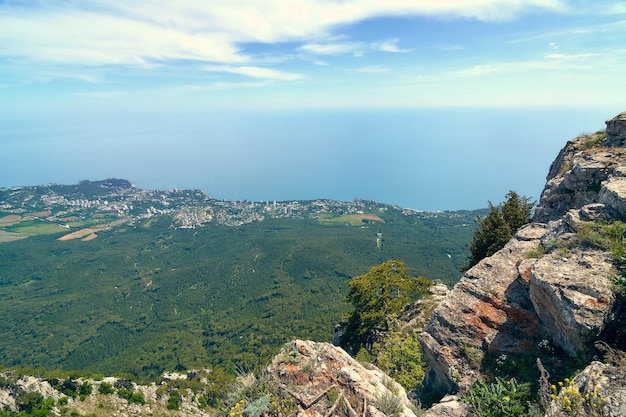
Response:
[0,180,481,380]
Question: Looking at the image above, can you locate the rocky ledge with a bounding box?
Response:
[419,112,626,413]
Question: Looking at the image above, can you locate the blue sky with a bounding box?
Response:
[1,1,626,210]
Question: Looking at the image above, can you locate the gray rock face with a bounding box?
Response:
[603,111,626,147]
[546,360,626,417]
[420,225,548,393]
[529,247,616,358]
[267,340,417,417]
[424,395,470,417]
[421,113,626,397]
[533,141,626,223]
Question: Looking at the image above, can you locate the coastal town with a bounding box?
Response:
[0,179,464,241]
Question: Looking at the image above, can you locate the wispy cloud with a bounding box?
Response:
[0,0,568,70]
[544,53,599,59]
[203,65,304,81]
[298,42,364,55]
[356,66,392,73]
[371,39,410,53]
[73,91,128,98]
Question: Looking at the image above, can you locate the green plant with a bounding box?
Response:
[464,191,534,270]
[575,131,606,150]
[461,377,532,417]
[550,378,605,416]
[117,388,145,405]
[97,382,114,395]
[526,244,546,259]
[78,381,92,401]
[341,260,433,354]
[375,331,427,390]
[167,389,182,410]
[376,392,403,417]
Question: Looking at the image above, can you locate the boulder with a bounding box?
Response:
[424,395,470,417]
[529,248,616,358]
[421,113,626,398]
[603,111,626,147]
[420,224,547,393]
[546,360,626,417]
[267,340,417,417]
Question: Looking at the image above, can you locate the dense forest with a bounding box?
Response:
[0,206,481,380]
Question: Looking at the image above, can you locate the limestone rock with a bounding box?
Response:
[533,143,626,223]
[420,224,547,393]
[529,248,616,358]
[603,111,626,147]
[424,395,470,417]
[421,113,626,398]
[546,361,626,417]
[267,340,417,417]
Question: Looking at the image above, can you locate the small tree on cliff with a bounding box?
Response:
[341,260,432,354]
[464,191,534,271]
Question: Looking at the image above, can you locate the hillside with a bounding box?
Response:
[0,183,480,379]
[419,112,626,416]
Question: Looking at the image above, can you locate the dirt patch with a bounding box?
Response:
[82,233,98,241]
[57,221,124,241]
[58,228,98,241]
[359,213,384,222]
[0,230,25,243]
[0,215,22,226]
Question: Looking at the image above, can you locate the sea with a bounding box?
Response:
[0,107,620,211]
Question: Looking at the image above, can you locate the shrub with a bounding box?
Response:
[376,392,403,417]
[117,388,145,405]
[550,378,605,416]
[461,377,532,417]
[167,389,182,410]
[78,381,92,401]
[375,331,426,391]
[98,382,114,395]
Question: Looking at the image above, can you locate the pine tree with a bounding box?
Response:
[464,191,534,271]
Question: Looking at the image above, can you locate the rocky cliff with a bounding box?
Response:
[419,112,626,414]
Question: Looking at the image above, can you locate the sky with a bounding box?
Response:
[1,0,626,210]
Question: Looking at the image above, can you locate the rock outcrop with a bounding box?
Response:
[546,359,626,417]
[267,340,417,417]
[420,112,626,396]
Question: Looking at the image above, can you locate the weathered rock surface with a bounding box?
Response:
[421,112,626,397]
[424,395,470,417]
[603,111,626,147]
[0,372,211,417]
[546,360,626,417]
[267,340,417,417]
[533,138,626,223]
[420,224,548,393]
[529,247,616,358]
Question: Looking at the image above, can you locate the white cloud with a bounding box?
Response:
[356,66,391,73]
[544,53,599,59]
[299,42,363,55]
[0,0,568,70]
[73,91,127,98]
[203,65,304,81]
[371,39,410,53]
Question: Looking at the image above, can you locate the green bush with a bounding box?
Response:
[117,388,145,405]
[461,377,532,417]
[78,381,92,401]
[375,392,403,417]
[375,331,426,391]
[465,191,534,270]
[341,260,432,353]
[97,382,114,395]
[167,389,182,410]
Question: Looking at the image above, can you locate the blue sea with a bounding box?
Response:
[0,107,619,211]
